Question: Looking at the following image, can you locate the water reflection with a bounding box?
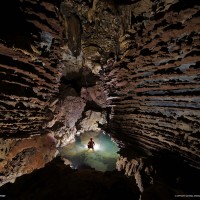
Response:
[59,131,119,172]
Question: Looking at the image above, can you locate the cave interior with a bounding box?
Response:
[0,0,200,199]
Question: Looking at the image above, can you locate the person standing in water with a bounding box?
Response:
[87,138,95,150]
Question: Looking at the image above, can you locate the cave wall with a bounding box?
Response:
[62,0,200,169]
[102,0,200,169]
[0,0,110,185]
[0,0,66,185]
[0,0,64,136]
[0,134,57,186]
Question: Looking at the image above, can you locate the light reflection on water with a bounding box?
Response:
[59,131,120,172]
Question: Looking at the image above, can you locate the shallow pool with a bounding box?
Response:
[59,131,120,172]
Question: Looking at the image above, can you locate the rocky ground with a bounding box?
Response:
[0,157,140,200]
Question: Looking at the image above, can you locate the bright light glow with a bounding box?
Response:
[94,143,100,150]
[85,143,101,150]
[59,131,120,172]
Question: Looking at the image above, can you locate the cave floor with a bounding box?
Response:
[58,131,120,171]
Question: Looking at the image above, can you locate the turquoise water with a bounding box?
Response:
[59,131,120,172]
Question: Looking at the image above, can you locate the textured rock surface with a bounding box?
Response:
[0,157,140,200]
[0,0,67,185]
[100,0,200,169]
[47,90,86,146]
[0,0,200,192]
[0,134,57,186]
[79,110,107,132]
[0,0,64,136]
[116,154,200,196]
[0,0,109,185]
[59,0,200,171]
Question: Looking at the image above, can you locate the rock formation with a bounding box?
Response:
[0,134,57,186]
[0,0,64,136]
[101,0,200,169]
[0,0,200,197]
[0,157,140,200]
